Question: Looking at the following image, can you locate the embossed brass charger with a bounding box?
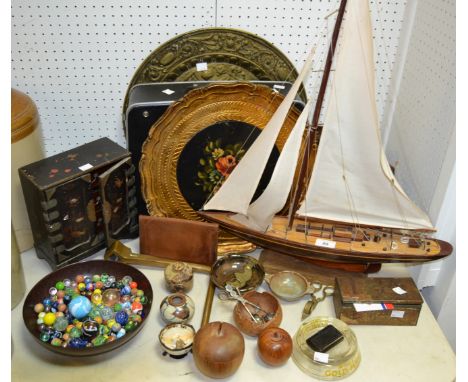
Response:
[140,82,302,255]
[122,27,307,116]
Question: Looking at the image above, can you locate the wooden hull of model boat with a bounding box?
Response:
[198,212,452,264]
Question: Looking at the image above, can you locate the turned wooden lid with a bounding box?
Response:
[11,89,39,143]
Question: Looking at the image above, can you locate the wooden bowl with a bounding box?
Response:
[22,260,153,356]
[233,291,282,337]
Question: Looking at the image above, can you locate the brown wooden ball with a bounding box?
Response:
[193,321,245,379]
[257,327,293,366]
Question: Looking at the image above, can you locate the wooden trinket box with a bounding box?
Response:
[333,277,423,326]
[19,137,138,269]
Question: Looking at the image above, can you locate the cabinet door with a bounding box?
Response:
[43,171,104,263]
[99,157,138,245]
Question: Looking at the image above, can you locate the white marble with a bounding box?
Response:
[11,239,455,381]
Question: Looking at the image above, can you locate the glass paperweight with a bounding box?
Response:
[292,317,360,380]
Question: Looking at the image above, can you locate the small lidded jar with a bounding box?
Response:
[164,262,193,293]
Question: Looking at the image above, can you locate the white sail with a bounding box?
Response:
[231,98,314,231]
[202,47,316,215]
[297,0,434,231]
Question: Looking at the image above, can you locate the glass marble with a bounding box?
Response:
[124,321,136,332]
[69,338,88,349]
[99,325,110,335]
[55,281,65,290]
[53,316,69,332]
[130,314,142,324]
[102,288,121,307]
[121,285,131,295]
[92,274,101,282]
[58,303,67,312]
[43,298,52,306]
[39,332,51,342]
[34,303,44,313]
[100,306,115,321]
[108,276,116,284]
[49,287,58,296]
[122,275,132,285]
[82,320,99,338]
[70,327,82,338]
[91,293,102,305]
[43,312,56,326]
[121,301,131,311]
[116,328,126,339]
[63,279,71,287]
[85,282,94,291]
[92,335,107,347]
[68,295,92,319]
[51,338,62,346]
[75,275,85,283]
[100,273,109,283]
[131,301,143,314]
[115,311,128,326]
[113,303,122,312]
[111,323,121,333]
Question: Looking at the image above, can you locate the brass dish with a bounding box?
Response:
[122,27,307,116]
[140,82,302,255]
[210,254,265,293]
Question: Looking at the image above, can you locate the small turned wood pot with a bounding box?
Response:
[233,290,282,337]
[193,321,245,379]
[257,327,293,366]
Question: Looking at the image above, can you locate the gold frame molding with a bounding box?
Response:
[140,82,302,255]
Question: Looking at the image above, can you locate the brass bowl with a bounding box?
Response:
[265,271,313,301]
[210,254,265,293]
[22,260,153,357]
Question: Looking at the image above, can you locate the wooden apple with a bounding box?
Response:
[193,321,245,379]
[257,327,293,366]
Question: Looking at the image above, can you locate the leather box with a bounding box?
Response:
[139,215,218,266]
[333,277,423,326]
[19,137,138,269]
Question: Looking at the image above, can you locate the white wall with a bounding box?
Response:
[384,0,456,350]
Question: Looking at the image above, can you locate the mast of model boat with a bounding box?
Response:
[287,0,348,230]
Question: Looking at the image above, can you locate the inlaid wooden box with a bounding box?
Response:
[333,277,423,326]
[19,137,138,269]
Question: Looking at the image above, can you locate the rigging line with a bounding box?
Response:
[200,19,332,211]
[354,0,410,230]
[296,8,336,239]
[287,7,336,225]
[330,1,366,234]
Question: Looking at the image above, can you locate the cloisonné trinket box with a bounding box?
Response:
[19,138,138,269]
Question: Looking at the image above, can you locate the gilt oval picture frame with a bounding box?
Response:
[140,82,303,254]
